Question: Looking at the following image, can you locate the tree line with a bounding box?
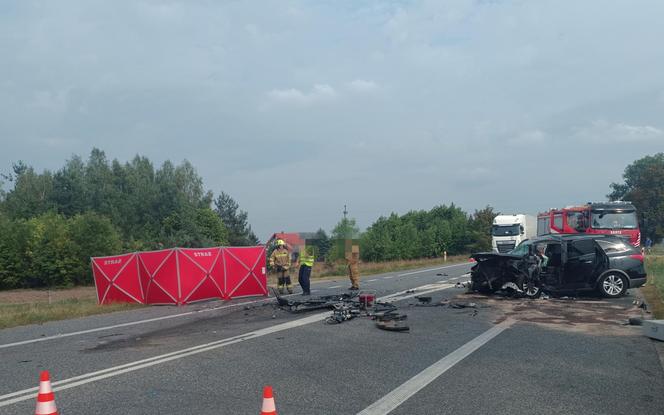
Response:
[0,149,258,289]
[295,205,496,263]
[1,150,660,290]
[609,152,664,243]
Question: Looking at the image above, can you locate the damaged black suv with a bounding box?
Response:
[470,234,647,298]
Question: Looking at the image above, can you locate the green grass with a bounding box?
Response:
[312,255,470,279]
[0,298,143,330]
[3,256,471,329]
[642,254,664,319]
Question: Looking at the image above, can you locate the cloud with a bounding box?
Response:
[508,130,546,145]
[573,120,664,143]
[348,79,378,92]
[266,84,337,106]
[2,1,664,239]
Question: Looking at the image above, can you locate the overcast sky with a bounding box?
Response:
[1,0,664,241]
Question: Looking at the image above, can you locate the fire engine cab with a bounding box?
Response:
[537,201,641,247]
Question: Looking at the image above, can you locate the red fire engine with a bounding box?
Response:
[537,201,641,246]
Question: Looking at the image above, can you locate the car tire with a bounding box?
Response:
[522,281,542,299]
[598,272,627,298]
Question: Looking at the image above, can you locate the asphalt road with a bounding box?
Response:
[1,262,663,414]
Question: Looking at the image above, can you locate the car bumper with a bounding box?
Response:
[628,277,647,288]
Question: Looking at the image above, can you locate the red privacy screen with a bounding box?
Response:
[92,246,267,305]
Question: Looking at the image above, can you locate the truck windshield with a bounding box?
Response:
[590,210,638,229]
[492,224,520,236]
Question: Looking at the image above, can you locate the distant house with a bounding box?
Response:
[268,232,317,253]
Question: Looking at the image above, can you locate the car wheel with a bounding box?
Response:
[599,273,627,298]
[522,281,542,299]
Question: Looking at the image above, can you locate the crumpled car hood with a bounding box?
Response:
[471,252,523,262]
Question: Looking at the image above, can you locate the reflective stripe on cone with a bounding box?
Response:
[35,371,58,415]
[260,385,277,415]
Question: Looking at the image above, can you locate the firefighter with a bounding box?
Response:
[269,239,292,294]
[296,245,315,296]
[347,245,360,290]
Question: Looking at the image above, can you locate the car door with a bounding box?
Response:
[563,239,597,285]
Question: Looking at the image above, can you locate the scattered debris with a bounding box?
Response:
[273,288,357,313]
[455,281,471,288]
[415,296,432,304]
[326,303,361,324]
[275,288,413,332]
[449,302,477,309]
[375,313,409,332]
[627,317,643,326]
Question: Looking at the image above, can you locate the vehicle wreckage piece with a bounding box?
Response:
[469,252,541,298]
[325,303,362,324]
[375,313,409,332]
[273,289,410,331]
[273,288,358,313]
[368,302,399,317]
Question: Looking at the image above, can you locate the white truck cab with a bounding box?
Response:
[491,214,536,253]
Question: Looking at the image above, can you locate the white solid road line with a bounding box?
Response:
[357,319,515,415]
[367,279,378,282]
[0,313,328,407]
[381,283,455,302]
[0,281,459,407]
[329,285,342,289]
[0,297,275,350]
[0,262,471,350]
[397,263,467,277]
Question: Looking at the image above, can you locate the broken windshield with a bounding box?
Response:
[492,224,520,236]
[590,210,638,229]
[509,240,532,256]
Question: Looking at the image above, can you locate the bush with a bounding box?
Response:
[0,212,122,289]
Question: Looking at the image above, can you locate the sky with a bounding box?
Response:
[1,0,664,241]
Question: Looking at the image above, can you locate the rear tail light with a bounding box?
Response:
[629,254,644,262]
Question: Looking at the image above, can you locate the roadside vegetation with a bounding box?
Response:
[0,149,258,290]
[642,249,664,319]
[0,296,142,330]
[313,255,470,279]
[1,151,663,327]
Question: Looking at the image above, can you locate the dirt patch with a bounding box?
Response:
[0,286,97,304]
[457,292,646,336]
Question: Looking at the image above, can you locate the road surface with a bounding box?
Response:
[1,263,663,414]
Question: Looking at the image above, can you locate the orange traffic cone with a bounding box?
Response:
[260,385,277,415]
[35,371,58,415]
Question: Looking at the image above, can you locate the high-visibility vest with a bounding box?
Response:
[300,249,315,267]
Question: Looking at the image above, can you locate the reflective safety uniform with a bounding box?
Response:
[347,252,360,289]
[269,247,292,294]
[298,247,315,295]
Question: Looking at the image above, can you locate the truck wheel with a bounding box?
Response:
[599,273,627,298]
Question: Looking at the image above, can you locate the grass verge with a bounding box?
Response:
[642,254,664,319]
[1,256,470,330]
[311,255,469,280]
[0,298,143,330]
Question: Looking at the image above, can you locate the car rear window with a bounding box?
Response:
[596,239,631,254]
